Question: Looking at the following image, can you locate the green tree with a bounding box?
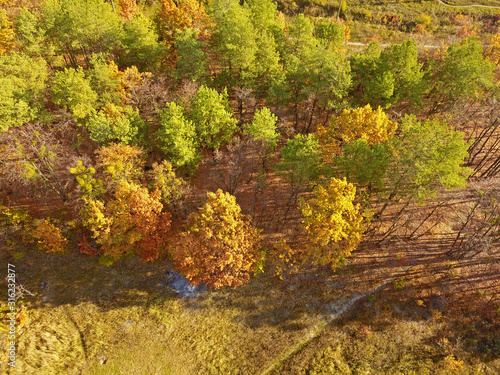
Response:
[315,20,346,52]
[244,0,282,95]
[350,39,425,108]
[40,0,123,66]
[389,115,472,201]
[190,85,238,150]
[14,8,54,60]
[157,101,199,167]
[87,55,123,106]
[302,41,351,131]
[0,52,48,132]
[333,139,392,192]
[275,133,322,186]
[173,28,207,82]
[118,14,166,72]
[51,66,98,121]
[211,0,258,87]
[430,37,494,111]
[174,189,261,289]
[380,39,426,106]
[86,104,143,145]
[245,0,281,33]
[244,107,279,150]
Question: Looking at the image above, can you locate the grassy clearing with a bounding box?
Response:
[0,244,498,374]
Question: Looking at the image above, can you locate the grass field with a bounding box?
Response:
[1,235,498,374]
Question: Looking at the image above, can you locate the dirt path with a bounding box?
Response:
[437,0,500,8]
[260,268,414,375]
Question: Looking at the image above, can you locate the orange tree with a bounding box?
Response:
[72,144,177,263]
[155,0,212,49]
[174,189,261,289]
[28,219,68,254]
[81,180,171,263]
[299,177,364,268]
[117,0,139,20]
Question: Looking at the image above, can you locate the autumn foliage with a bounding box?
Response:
[82,180,171,262]
[29,219,68,254]
[174,189,261,289]
[299,178,364,268]
[73,144,175,263]
[316,104,397,157]
[118,0,140,20]
[156,0,212,47]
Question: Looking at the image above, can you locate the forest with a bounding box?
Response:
[0,0,499,373]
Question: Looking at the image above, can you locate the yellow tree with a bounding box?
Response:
[299,178,364,268]
[95,143,144,185]
[174,189,261,289]
[316,104,397,157]
[0,9,15,55]
[29,219,68,254]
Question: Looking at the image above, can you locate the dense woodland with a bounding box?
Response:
[0,0,499,373]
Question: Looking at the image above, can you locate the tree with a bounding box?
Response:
[250,29,282,96]
[1,123,71,201]
[350,39,425,108]
[173,27,207,82]
[389,115,472,201]
[148,160,186,206]
[333,139,392,193]
[0,9,15,55]
[430,37,494,111]
[13,8,48,57]
[81,180,171,263]
[40,0,123,66]
[301,40,351,131]
[156,101,199,167]
[29,219,68,254]
[118,14,166,72]
[118,0,139,21]
[279,13,316,128]
[73,144,174,263]
[86,103,144,145]
[316,104,397,157]
[244,0,282,95]
[0,52,48,132]
[190,85,238,150]
[155,0,212,49]
[174,189,261,289]
[299,177,364,268]
[275,133,322,186]
[315,20,347,52]
[95,143,144,185]
[69,160,105,199]
[244,107,279,150]
[211,0,258,87]
[379,39,426,106]
[51,67,98,121]
[245,0,281,34]
[87,57,123,106]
